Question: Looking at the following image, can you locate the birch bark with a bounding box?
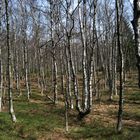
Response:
[5,0,17,122]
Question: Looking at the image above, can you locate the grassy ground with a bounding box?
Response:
[0,74,140,140]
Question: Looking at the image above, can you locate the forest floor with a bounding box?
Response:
[0,73,140,140]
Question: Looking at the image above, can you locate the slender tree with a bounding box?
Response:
[19,0,31,100]
[5,0,17,122]
[116,0,124,132]
[0,0,3,112]
[133,0,140,88]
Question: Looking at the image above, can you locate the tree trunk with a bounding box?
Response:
[88,0,97,108]
[65,44,73,109]
[78,0,90,111]
[0,1,3,112]
[20,3,31,100]
[5,0,17,122]
[14,30,21,96]
[24,44,31,100]
[133,0,140,88]
[116,0,124,132]
[52,50,58,104]
[65,76,69,132]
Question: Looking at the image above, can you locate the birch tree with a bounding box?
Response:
[19,0,31,100]
[133,0,140,88]
[116,0,124,132]
[5,0,17,122]
[0,0,3,112]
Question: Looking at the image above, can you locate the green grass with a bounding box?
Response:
[0,74,140,139]
[67,121,140,140]
[0,93,65,139]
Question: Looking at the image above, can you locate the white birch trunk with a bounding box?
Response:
[20,1,31,100]
[65,45,73,109]
[88,0,97,108]
[78,0,89,110]
[53,50,58,104]
[5,0,17,122]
